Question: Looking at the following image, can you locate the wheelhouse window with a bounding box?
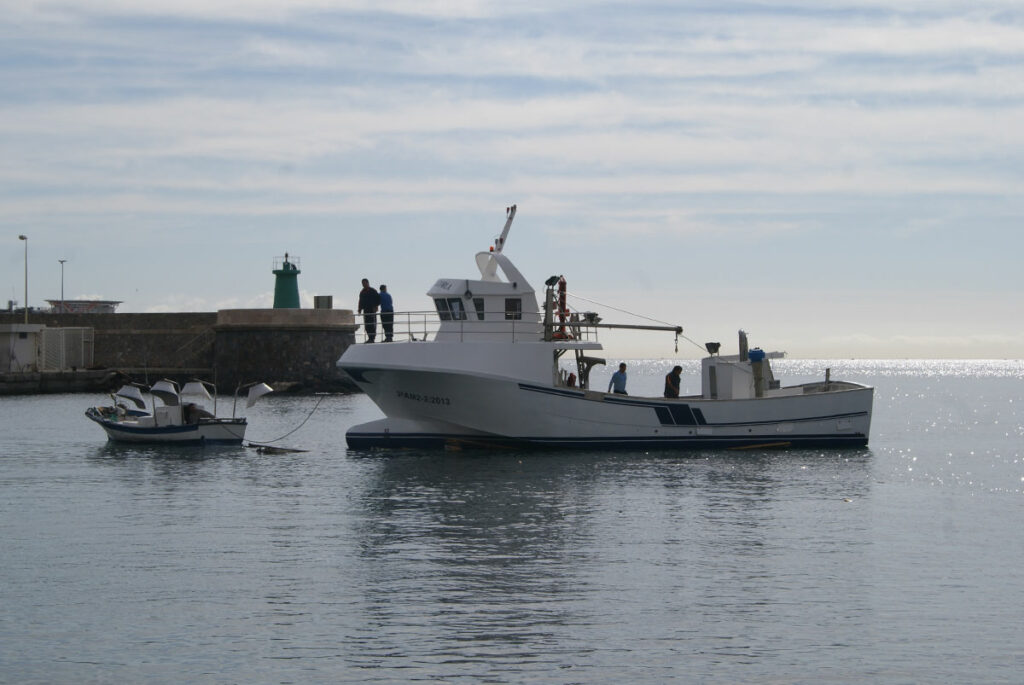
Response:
[434,297,467,321]
[433,298,449,320]
[504,298,522,320]
[449,298,466,320]
[472,298,485,321]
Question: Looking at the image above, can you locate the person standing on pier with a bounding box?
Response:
[358,278,380,343]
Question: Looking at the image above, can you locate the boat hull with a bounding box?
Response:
[341,366,873,451]
[85,407,247,445]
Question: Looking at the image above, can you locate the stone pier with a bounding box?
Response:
[0,309,359,394]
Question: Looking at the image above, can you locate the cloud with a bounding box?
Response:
[144,291,274,313]
[3,1,1023,357]
[4,92,1023,195]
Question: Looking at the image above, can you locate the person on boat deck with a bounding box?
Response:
[608,363,628,395]
[664,365,682,398]
[379,284,394,342]
[358,278,380,343]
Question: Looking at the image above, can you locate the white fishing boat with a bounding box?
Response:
[86,379,273,445]
[338,205,873,450]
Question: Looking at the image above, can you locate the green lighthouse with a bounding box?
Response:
[272,253,301,308]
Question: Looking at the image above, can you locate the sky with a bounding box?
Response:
[2,0,1022,359]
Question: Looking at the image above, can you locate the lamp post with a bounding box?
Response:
[58,259,67,313]
[18,235,28,324]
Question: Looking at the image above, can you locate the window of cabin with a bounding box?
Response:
[434,298,451,321]
[447,298,466,320]
[472,298,485,320]
[435,297,466,321]
[504,298,522,320]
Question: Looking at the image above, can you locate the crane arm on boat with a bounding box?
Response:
[492,204,516,253]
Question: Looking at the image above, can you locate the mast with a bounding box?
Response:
[494,204,516,253]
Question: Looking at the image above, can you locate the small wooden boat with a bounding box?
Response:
[86,379,272,445]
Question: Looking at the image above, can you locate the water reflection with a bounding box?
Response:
[92,441,250,461]
[348,452,597,666]
[343,448,874,676]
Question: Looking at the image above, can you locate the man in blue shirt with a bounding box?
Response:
[379,284,394,342]
[608,362,628,394]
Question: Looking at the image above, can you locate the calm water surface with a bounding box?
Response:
[2,360,1022,683]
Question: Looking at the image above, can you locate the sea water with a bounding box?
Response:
[1,360,1022,683]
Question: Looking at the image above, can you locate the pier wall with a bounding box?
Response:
[0,312,216,369]
[213,309,358,392]
[0,310,358,393]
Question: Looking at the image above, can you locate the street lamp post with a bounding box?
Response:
[18,235,28,324]
[59,259,67,313]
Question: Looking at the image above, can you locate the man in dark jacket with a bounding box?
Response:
[358,278,380,342]
[664,365,682,398]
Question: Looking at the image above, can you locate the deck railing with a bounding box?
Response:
[354,310,604,344]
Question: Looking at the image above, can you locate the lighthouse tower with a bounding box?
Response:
[272,253,301,308]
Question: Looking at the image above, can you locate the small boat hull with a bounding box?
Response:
[85,407,247,445]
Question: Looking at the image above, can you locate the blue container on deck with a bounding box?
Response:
[749,348,766,362]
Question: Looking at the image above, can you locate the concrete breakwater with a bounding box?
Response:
[1,309,359,394]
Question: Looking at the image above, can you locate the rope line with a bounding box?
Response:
[567,293,676,327]
[243,394,327,446]
[566,293,708,355]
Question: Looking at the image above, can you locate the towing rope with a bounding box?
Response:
[244,394,327,446]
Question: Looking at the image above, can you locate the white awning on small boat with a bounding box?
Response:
[114,385,146,410]
[181,381,214,403]
[246,382,274,408]
[150,379,180,406]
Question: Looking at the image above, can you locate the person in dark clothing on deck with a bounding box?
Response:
[664,365,682,398]
[358,278,380,342]
[379,284,394,342]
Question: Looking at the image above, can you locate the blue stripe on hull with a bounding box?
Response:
[345,431,869,451]
[517,382,869,428]
[105,435,243,445]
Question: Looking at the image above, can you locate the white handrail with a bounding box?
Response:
[354,309,607,344]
